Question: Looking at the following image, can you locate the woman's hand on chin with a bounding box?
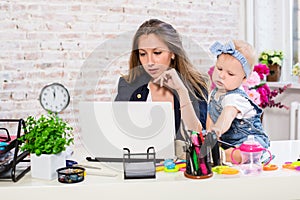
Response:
[153,68,186,92]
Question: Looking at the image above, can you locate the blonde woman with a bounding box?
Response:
[115,19,209,153]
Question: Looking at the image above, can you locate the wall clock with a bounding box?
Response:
[39,83,70,113]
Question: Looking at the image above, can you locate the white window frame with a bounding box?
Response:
[245,0,296,83]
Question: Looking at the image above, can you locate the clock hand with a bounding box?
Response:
[53,88,56,99]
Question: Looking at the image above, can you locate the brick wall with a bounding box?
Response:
[0,0,243,139]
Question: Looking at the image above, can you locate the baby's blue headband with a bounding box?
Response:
[209,41,251,78]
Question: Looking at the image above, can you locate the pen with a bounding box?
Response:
[199,158,208,175]
[189,152,196,175]
[209,132,221,166]
[74,164,102,170]
[197,131,209,175]
[218,139,236,148]
[191,131,208,175]
[192,150,199,172]
[198,141,208,175]
[199,130,205,143]
[191,132,199,171]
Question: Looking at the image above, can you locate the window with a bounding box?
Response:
[293,0,299,64]
[247,0,295,82]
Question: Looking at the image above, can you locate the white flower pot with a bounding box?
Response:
[30,152,66,180]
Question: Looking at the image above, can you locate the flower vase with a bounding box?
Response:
[30,152,66,180]
[267,64,281,82]
[263,74,267,81]
[298,76,300,84]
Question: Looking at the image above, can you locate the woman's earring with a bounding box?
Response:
[171,55,175,60]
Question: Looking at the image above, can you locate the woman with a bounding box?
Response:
[115,19,209,148]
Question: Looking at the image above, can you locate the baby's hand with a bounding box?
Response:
[211,127,222,138]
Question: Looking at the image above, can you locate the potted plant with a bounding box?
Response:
[258,50,284,82]
[19,112,73,180]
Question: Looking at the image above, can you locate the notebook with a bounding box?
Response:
[78,101,176,161]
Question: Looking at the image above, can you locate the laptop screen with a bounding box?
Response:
[78,101,176,161]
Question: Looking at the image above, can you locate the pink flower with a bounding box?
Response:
[247,89,261,105]
[242,83,250,93]
[245,71,261,88]
[253,63,270,80]
[244,63,290,109]
[257,84,270,107]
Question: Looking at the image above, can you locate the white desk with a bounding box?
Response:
[1,140,300,200]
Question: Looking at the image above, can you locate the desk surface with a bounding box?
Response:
[1,140,300,200]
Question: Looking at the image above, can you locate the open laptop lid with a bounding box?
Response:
[78,101,176,161]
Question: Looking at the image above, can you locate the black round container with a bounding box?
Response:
[56,166,85,183]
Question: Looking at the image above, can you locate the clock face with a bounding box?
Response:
[39,83,70,113]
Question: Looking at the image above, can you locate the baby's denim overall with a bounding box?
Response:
[208,88,270,149]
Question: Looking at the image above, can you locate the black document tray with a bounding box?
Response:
[0,119,30,182]
[123,147,156,179]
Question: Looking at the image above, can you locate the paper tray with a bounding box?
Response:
[123,147,156,179]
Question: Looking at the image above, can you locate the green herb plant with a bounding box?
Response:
[19,112,74,156]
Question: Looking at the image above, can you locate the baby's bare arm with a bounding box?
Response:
[206,113,213,132]
[211,106,239,136]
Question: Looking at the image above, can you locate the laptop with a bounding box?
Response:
[78,101,176,162]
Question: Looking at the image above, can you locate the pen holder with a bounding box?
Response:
[184,132,220,179]
[184,144,213,179]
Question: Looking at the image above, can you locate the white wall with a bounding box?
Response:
[263,85,300,141]
[0,0,244,141]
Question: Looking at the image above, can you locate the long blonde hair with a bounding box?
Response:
[124,19,208,101]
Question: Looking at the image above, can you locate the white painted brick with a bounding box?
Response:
[0,0,242,140]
